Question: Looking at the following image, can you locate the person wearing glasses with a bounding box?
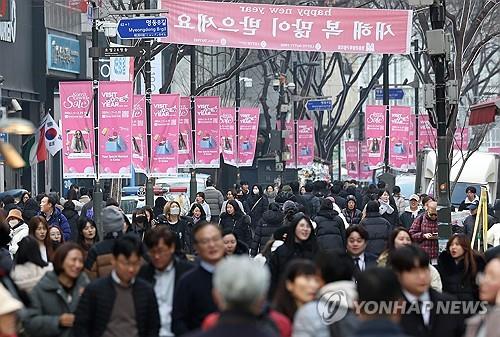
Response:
[409,201,439,265]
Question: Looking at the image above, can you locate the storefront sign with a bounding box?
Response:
[0,0,15,42]
[47,34,81,74]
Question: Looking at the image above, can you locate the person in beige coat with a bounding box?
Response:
[464,257,500,337]
[10,236,53,293]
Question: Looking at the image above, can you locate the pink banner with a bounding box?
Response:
[150,94,180,176]
[238,107,260,167]
[178,97,193,168]
[161,0,412,55]
[132,95,148,174]
[220,107,237,166]
[418,114,436,150]
[359,141,373,180]
[60,82,96,179]
[284,121,297,169]
[98,81,133,178]
[365,105,386,169]
[408,113,416,168]
[345,141,359,179]
[389,106,411,171]
[453,127,469,151]
[195,96,220,168]
[488,147,500,154]
[297,119,314,168]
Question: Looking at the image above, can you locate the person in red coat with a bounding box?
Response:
[409,201,439,264]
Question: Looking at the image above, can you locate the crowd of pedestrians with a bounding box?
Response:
[0,180,499,337]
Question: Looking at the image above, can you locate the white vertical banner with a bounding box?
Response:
[150,52,163,94]
[109,43,133,82]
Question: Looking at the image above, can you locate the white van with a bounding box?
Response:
[155,173,211,201]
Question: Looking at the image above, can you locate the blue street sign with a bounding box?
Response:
[117,17,168,39]
[375,88,405,100]
[306,99,333,111]
[0,133,8,161]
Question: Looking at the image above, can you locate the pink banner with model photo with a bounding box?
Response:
[284,121,296,169]
[453,127,469,151]
[150,94,180,176]
[132,95,148,174]
[195,96,220,168]
[178,97,193,168]
[345,140,359,179]
[297,119,314,168]
[418,114,436,150]
[408,113,416,168]
[389,106,411,171]
[365,105,386,169]
[60,81,96,179]
[220,107,237,166]
[359,141,372,180]
[161,0,412,55]
[98,81,133,178]
[238,107,260,167]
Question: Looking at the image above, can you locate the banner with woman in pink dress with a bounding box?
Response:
[178,97,193,168]
[220,107,237,166]
[365,105,386,169]
[389,106,411,171]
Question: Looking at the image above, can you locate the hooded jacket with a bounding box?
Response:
[24,270,89,337]
[399,206,424,229]
[22,198,40,223]
[204,186,224,217]
[11,262,53,293]
[342,207,362,226]
[315,209,347,252]
[250,208,284,256]
[359,212,391,256]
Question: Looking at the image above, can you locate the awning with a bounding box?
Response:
[469,99,500,126]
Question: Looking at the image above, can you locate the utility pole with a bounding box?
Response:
[278,74,286,185]
[235,48,241,186]
[90,0,103,238]
[430,0,452,232]
[144,0,154,207]
[382,54,390,174]
[189,45,197,202]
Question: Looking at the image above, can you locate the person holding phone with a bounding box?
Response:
[409,201,440,265]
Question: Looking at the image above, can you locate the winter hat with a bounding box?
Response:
[281,185,292,193]
[282,200,298,213]
[6,209,23,222]
[102,206,124,234]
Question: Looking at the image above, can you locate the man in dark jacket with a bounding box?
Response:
[400,194,424,229]
[39,195,71,241]
[301,182,320,219]
[329,183,347,210]
[359,201,391,256]
[393,245,465,337]
[203,178,224,224]
[62,201,79,241]
[315,198,346,252]
[342,195,362,226]
[139,227,194,337]
[172,222,225,335]
[462,201,496,242]
[458,186,480,211]
[74,235,161,337]
[250,203,284,256]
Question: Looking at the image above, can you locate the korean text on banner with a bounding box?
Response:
[296,119,314,168]
[365,105,386,169]
[59,81,96,179]
[285,121,296,169]
[359,141,373,180]
[220,107,237,166]
[195,96,220,168]
[98,81,133,178]
[418,114,436,150]
[161,0,412,55]
[389,106,411,171]
[238,107,260,167]
[150,94,180,176]
[345,140,359,179]
[178,97,193,168]
[132,95,148,174]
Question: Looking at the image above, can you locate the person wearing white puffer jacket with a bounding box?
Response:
[7,209,29,257]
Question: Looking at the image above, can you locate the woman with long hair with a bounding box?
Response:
[49,225,65,251]
[219,200,252,247]
[377,189,399,228]
[272,259,320,322]
[437,234,485,301]
[222,230,249,256]
[28,216,53,263]
[76,218,99,260]
[127,207,151,240]
[155,201,194,255]
[188,203,207,226]
[11,236,53,293]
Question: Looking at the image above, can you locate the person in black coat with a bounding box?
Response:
[392,245,465,337]
[250,202,284,256]
[329,183,347,210]
[21,197,40,223]
[342,194,362,226]
[247,184,269,230]
[267,212,318,298]
[62,200,79,242]
[74,235,160,337]
[218,200,252,247]
[155,201,195,256]
[378,190,400,228]
[315,198,346,253]
[359,201,391,256]
[437,234,485,301]
[222,230,249,256]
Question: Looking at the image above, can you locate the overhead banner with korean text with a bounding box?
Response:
[98,81,133,178]
[161,0,412,54]
[297,119,314,168]
[195,96,220,168]
[59,81,96,179]
[345,140,359,179]
[238,107,260,167]
[389,106,411,171]
[132,95,148,174]
[220,107,237,166]
[178,97,193,168]
[150,94,180,176]
[284,121,296,169]
[365,105,386,169]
